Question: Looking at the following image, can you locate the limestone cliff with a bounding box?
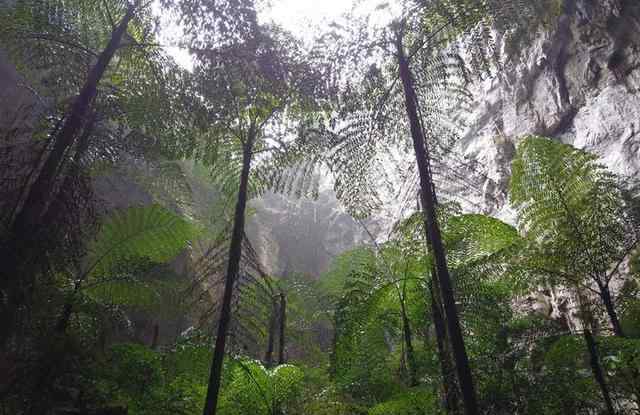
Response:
[457,0,640,220]
[448,0,640,328]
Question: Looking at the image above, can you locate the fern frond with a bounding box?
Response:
[87,204,197,279]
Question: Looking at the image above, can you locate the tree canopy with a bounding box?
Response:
[1,1,640,415]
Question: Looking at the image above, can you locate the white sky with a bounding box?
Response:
[262,0,401,39]
[156,0,400,68]
[262,0,355,31]
[156,0,356,68]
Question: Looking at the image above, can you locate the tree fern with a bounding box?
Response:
[47,204,196,337]
[510,136,640,337]
[0,0,201,350]
[0,0,196,149]
[160,5,339,410]
[217,359,305,415]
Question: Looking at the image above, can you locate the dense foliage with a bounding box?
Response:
[1,0,639,415]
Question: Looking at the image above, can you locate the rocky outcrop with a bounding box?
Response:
[455,0,640,221]
[247,189,377,278]
[450,0,640,327]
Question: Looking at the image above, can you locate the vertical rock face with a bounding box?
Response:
[0,50,42,141]
[450,0,640,327]
[456,0,640,221]
[247,191,377,278]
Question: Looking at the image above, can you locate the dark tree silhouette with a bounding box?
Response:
[0,1,138,348]
[278,292,287,365]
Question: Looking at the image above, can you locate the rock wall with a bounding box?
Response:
[451,0,640,327]
[247,189,379,278]
[458,0,640,222]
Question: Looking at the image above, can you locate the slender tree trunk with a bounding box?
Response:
[430,276,460,414]
[151,324,159,349]
[399,292,418,386]
[35,111,97,237]
[264,298,277,368]
[278,292,286,365]
[599,283,640,408]
[329,318,338,377]
[28,282,82,415]
[7,109,97,411]
[583,328,616,415]
[202,131,255,415]
[418,187,458,413]
[0,4,136,348]
[576,289,617,415]
[600,284,624,337]
[396,34,478,415]
[11,4,134,235]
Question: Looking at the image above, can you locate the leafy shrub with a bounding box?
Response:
[367,389,439,415]
[96,342,207,415]
[218,359,305,415]
[104,343,163,395]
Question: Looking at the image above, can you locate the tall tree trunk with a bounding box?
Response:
[0,4,136,348]
[26,108,98,412]
[11,4,134,234]
[599,283,640,407]
[577,290,617,415]
[264,298,277,368]
[418,178,458,413]
[278,292,286,365]
[396,34,478,415]
[28,281,82,415]
[399,291,418,386]
[583,328,616,415]
[430,278,460,414]
[600,284,624,337]
[202,131,255,415]
[151,324,159,349]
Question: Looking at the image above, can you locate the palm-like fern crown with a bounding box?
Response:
[87,204,197,277]
[0,0,208,286]
[172,14,333,206]
[306,0,561,218]
[329,212,522,385]
[0,0,196,156]
[180,23,328,345]
[386,207,523,316]
[510,136,638,281]
[84,204,198,309]
[218,359,304,415]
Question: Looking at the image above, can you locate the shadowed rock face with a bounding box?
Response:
[437,0,640,327]
[451,0,640,223]
[246,191,378,278]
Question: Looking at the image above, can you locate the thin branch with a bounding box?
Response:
[22,33,98,57]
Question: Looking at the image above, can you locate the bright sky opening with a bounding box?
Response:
[155,0,401,68]
[262,0,355,32]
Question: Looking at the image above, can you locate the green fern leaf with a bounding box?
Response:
[87,204,198,278]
